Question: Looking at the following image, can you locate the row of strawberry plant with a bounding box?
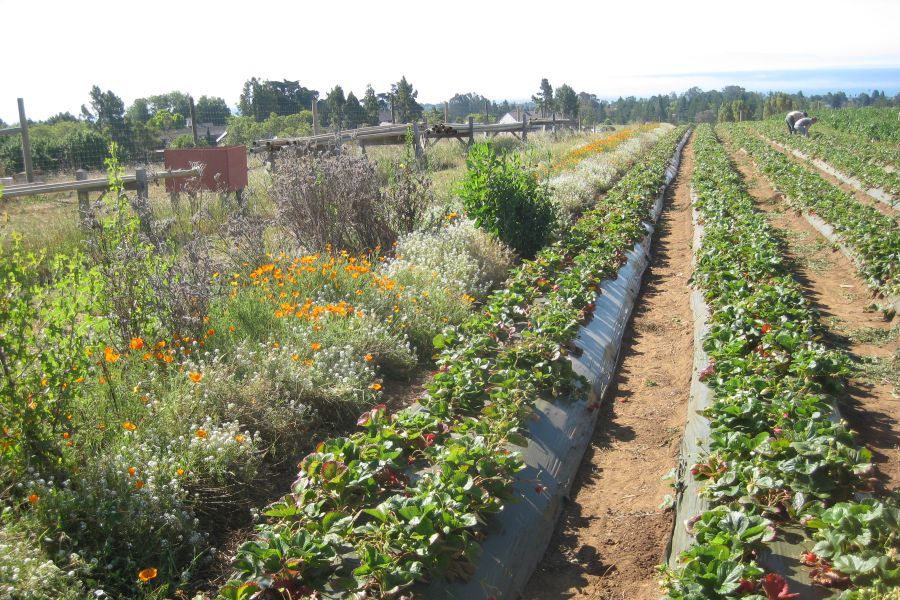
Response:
[752,120,899,196]
[724,123,899,301]
[660,124,897,599]
[814,107,900,145]
[219,125,690,599]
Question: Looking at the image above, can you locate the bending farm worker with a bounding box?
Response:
[793,116,817,137]
[785,110,807,134]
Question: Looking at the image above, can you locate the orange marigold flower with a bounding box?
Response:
[364,354,374,362]
[130,338,144,350]
[123,421,137,431]
[189,372,203,383]
[104,347,120,363]
[128,467,136,477]
[135,480,145,489]
[27,494,39,504]
[195,429,208,438]
[370,383,382,391]
[311,343,322,351]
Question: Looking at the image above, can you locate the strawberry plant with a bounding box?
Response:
[662,125,891,599]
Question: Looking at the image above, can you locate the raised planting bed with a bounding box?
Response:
[218,126,692,600]
[661,124,898,600]
[723,124,900,314]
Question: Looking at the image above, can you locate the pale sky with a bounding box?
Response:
[4,0,900,122]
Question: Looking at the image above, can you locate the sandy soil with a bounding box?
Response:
[524,136,696,600]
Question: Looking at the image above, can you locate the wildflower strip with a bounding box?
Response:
[220,126,690,599]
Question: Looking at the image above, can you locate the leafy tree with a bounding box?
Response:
[81,86,125,131]
[44,112,78,125]
[148,109,185,131]
[344,92,364,129]
[147,91,192,119]
[532,78,554,116]
[362,85,381,126]
[126,99,151,124]
[390,76,422,123]
[556,84,578,120]
[238,78,317,122]
[194,96,231,125]
[326,86,347,129]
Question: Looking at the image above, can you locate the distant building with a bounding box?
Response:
[498,109,536,124]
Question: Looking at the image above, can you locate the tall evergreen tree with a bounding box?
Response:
[390,76,422,123]
[362,85,381,126]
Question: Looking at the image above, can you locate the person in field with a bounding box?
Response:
[785,110,807,134]
[793,116,818,137]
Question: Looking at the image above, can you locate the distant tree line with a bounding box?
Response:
[2,77,897,176]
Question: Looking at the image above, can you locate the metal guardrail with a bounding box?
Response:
[1,167,201,199]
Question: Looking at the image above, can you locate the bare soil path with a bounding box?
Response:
[727,144,899,491]
[524,137,696,600]
[755,133,898,217]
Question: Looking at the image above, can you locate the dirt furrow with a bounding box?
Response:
[756,133,898,217]
[524,137,696,600]
[726,144,899,491]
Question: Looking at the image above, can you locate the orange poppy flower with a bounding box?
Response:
[234,434,246,444]
[176,468,185,476]
[62,432,70,440]
[195,429,208,438]
[207,328,215,336]
[188,372,203,383]
[137,567,157,582]
[130,338,144,350]
[27,494,39,504]
[123,421,137,431]
[128,467,136,477]
[104,347,120,363]
[370,383,382,391]
[310,343,322,351]
[135,480,145,489]
[364,354,374,362]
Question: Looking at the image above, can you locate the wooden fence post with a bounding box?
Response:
[467,117,474,147]
[134,167,153,238]
[17,98,33,183]
[412,122,423,161]
[76,169,90,226]
[444,101,449,123]
[189,96,199,146]
[312,98,319,135]
[522,114,528,143]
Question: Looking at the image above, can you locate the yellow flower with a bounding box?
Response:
[370,383,382,391]
[189,372,203,383]
[138,567,157,583]
[123,421,137,431]
[176,468,185,477]
[235,434,246,444]
[291,354,300,362]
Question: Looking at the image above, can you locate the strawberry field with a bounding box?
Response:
[2,103,899,600]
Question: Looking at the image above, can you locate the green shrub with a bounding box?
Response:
[457,141,555,259]
[169,134,208,149]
